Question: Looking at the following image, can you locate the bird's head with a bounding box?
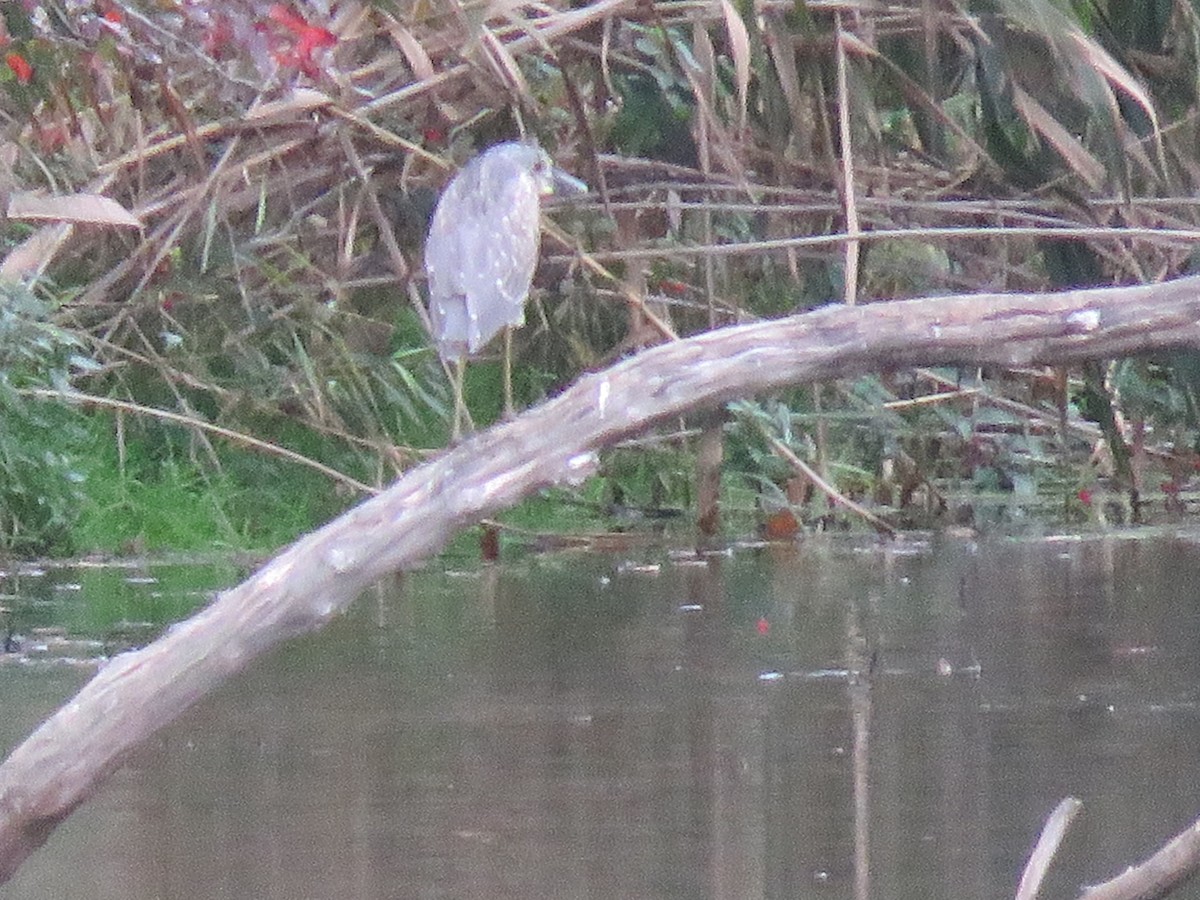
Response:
[480,142,586,198]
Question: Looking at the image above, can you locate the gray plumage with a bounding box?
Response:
[424,142,556,363]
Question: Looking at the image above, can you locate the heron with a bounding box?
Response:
[424,141,586,439]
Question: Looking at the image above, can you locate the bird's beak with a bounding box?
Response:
[550,168,588,196]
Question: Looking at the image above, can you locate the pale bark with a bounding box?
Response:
[3,276,1200,885]
[1080,818,1200,900]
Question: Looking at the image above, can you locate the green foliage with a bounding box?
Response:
[0,284,91,554]
[0,386,88,554]
[601,445,694,512]
[609,72,697,166]
[606,22,699,164]
[73,422,354,555]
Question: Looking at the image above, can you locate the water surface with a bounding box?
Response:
[5,531,1200,899]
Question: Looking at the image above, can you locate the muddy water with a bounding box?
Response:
[6,531,1200,899]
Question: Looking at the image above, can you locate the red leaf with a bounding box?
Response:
[264,5,335,77]
[204,15,235,60]
[6,52,32,84]
[657,279,690,298]
[755,617,770,636]
[762,508,799,540]
[268,4,311,35]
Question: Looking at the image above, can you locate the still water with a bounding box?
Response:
[5,530,1200,899]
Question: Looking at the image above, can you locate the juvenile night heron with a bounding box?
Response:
[424,141,585,438]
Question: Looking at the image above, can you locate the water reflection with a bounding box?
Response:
[7,532,1200,899]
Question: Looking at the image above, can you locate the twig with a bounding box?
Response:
[763,431,898,537]
[835,12,861,307]
[1016,797,1082,900]
[569,225,1200,263]
[542,220,679,343]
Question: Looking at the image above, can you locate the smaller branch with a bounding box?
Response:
[1080,816,1200,900]
[542,220,679,343]
[764,432,898,537]
[882,387,981,410]
[835,12,861,307]
[1016,797,1082,900]
[338,132,413,289]
[574,224,1200,264]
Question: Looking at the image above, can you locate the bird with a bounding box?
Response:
[424,141,585,439]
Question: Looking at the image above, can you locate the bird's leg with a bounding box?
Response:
[502,326,515,420]
[451,358,473,442]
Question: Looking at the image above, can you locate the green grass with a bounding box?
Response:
[73,419,354,555]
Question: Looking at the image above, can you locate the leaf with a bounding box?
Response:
[720,0,751,133]
[478,27,534,106]
[1067,29,1161,146]
[1011,86,1105,189]
[762,11,806,140]
[7,192,142,228]
[384,18,436,82]
[693,17,716,103]
[244,88,333,122]
[0,223,72,280]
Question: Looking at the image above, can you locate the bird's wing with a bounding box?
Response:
[460,173,541,348]
[425,174,483,360]
[426,166,543,358]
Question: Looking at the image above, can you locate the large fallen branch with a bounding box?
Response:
[4,276,1200,887]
